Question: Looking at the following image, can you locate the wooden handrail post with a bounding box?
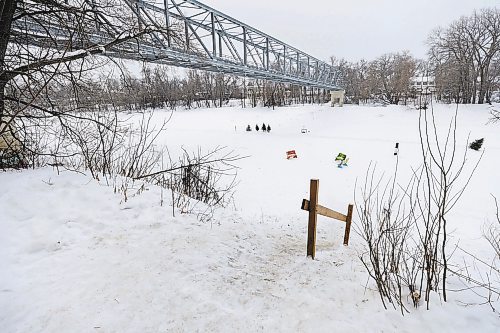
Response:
[307,179,319,259]
[343,204,354,246]
[302,179,354,258]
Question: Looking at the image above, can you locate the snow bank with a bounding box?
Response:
[1,103,499,332]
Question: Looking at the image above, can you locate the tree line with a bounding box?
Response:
[334,8,500,105]
[76,65,330,112]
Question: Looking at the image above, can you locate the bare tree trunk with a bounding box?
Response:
[0,0,17,121]
[478,67,487,104]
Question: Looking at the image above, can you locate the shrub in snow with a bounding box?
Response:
[491,108,500,122]
[0,149,26,169]
[266,125,271,132]
[485,196,500,260]
[469,138,484,151]
[255,124,259,131]
[262,123,266,132]
[246,125,251,131]
[357,106,483,314]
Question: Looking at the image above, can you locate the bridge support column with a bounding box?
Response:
[330,90,345,107]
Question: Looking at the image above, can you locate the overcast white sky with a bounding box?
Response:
[202,0,499,62]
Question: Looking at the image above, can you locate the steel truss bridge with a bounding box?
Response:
[12,0,343,90]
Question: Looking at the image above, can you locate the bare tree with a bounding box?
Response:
[0,0,184,167]
[330,52,417,105]
[428,8,500,104]
[368,51,417,105]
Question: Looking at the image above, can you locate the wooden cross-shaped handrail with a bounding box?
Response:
[301,179,354,259]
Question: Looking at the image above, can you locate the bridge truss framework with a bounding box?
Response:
[12,0,343,91]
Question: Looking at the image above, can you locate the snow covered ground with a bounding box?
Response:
[1,103,499,332]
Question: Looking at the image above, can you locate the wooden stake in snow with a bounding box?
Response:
[301,179,354,259]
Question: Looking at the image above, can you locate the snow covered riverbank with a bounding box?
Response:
[1,103,499,332]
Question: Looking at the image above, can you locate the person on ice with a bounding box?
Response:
[335,153,349,168]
